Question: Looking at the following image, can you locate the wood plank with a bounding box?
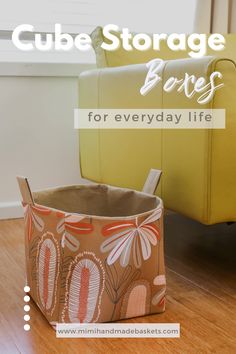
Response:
[165,213,236,299]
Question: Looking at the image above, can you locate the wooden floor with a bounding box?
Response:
[0,214,235,354]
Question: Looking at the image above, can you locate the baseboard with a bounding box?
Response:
[0,201,23,220]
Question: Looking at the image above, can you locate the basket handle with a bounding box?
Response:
[142,169,162,195]
[16,176,34,205]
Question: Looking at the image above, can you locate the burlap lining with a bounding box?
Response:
[33,184,161,217]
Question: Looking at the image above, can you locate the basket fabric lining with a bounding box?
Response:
[33,184,160,217]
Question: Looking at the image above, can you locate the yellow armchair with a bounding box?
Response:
[79,53,236,225]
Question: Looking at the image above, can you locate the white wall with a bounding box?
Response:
[0,70,88,219]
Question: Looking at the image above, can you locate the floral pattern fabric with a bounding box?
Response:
[23,195,165,326]
[100,208,162,268]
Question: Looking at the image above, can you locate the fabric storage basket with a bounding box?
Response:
[17,170,166,327]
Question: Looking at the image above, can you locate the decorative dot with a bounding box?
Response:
[24,305,30,312]
[24,295,30,302]
[24,314,30,321]
[24,324,30,331]
[24,286,30,293]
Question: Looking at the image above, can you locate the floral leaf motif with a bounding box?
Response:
[101,208,162,268]
[102,221,136,236]
[61,233,80,252]
[31,212,44,232]
[56,213,93,252]
[106,230,136,266]
[152,287,166,306]
[32,204,52,216]
[139,225,159,245]
[65,221,93,234]
[119,235,133,267]
[61,252,105,323]
[23,203,51,241]
[133,235,142,268]
[139,208,162,224]
[104,261,141,321]
[37,232,60,316]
